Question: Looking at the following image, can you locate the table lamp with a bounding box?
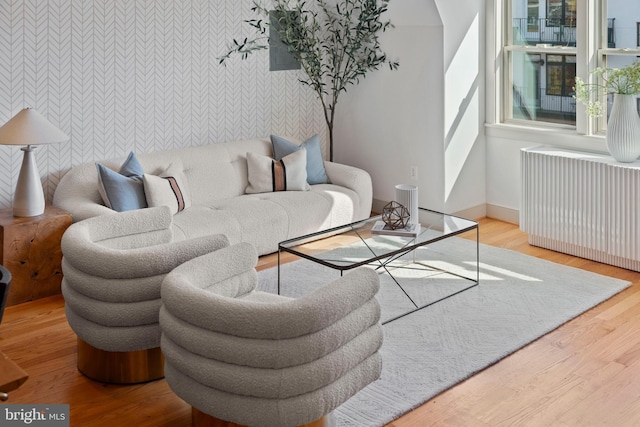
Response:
[0,108,69,217]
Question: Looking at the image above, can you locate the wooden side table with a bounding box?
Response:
[0,205,72,306]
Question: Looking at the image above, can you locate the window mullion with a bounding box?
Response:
[575,0,598,135]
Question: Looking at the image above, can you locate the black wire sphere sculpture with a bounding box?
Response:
[381,201,410,230]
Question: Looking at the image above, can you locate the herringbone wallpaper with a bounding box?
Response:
[0,0,325,209]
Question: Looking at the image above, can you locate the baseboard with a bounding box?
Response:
[452,204,486,221]
[373,199,519,225]
[371,198,387,215]
[486,204,519,225]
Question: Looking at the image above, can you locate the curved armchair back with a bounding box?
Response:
[160,242,383,427]
[61,206,230,353]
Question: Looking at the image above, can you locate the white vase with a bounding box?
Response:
[395,184,419,226]
[606,93,640,163]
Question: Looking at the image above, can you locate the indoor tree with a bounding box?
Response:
[219,0,399,161]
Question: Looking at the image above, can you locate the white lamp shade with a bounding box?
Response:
[0,108,68,146]
[0,108,68,217]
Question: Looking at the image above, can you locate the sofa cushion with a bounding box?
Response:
[172,199,289,255]
[96,151,147,212]
[169,184,360,255]
[271,134,329,185]
[245,150,309,194]
[143,161,191,214]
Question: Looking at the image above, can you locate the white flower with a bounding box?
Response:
[573,61,640,118]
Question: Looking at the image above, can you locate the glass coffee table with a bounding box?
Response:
[278,207,479,324]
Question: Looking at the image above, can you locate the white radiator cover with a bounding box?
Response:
[520,147,640,272]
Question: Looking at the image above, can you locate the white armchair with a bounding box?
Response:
[160,241,383,427]
[61,206,229,383]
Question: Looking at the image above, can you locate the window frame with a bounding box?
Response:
[490,0,640,149]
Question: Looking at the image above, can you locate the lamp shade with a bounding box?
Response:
[0,108,68,217]
[0,108,68,146]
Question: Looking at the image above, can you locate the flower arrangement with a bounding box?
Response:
[573,60,640,117]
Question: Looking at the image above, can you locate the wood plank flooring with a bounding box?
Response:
[1,218,640,426]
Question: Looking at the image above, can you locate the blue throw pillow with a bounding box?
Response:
[96,151,148,212]
[271,134,329,185]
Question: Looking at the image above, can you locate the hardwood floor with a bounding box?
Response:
[2,217,640,426]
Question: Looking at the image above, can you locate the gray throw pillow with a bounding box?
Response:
[96,151,147,212]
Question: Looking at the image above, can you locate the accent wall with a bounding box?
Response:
[0,0,325,209]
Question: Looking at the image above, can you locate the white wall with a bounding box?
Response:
[334,0,486,215]
[436,0,486,214]
[0,0,325,209]
[486,135,530,214]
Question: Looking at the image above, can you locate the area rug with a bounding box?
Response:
[257,236,631,427]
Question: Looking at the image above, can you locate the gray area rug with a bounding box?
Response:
[257,236,631,427]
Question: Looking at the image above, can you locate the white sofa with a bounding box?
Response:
[53,138,372,255]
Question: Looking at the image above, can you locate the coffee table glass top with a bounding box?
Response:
[279,208,478,270]
[278,208,479,324]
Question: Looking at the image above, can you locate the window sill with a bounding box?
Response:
[485,122,608,155]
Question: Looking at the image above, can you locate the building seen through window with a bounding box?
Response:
[509,0,639,127]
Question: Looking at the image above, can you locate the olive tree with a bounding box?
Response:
[219,0,399,161]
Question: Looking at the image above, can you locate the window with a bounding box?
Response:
[546,55,575,97]
[501,0,640,133]
[546,0,576,27]
[602,1,640,120]
[527,0,539,32]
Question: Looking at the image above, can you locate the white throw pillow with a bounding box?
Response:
[245,149,310,194]
[143,161,191,214]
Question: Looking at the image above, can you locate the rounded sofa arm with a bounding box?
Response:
[323,161,373,220]
[62,207,230,279]
[53,161,114,222]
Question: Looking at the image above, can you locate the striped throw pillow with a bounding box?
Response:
[245,149,309,194]
[143,161,191,214]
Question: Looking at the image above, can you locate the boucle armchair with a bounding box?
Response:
[160,242,383,427]
[61,206,229,383]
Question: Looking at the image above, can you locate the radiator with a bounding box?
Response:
[520,147,640,272]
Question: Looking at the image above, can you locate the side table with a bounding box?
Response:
[0,205,72,306]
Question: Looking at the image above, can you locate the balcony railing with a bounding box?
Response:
[513,18,576,46]
[513,84,576,124]
[513,18,617,48]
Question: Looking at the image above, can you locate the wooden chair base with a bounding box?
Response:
[76,338,164,384]
[192,407,330,427]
